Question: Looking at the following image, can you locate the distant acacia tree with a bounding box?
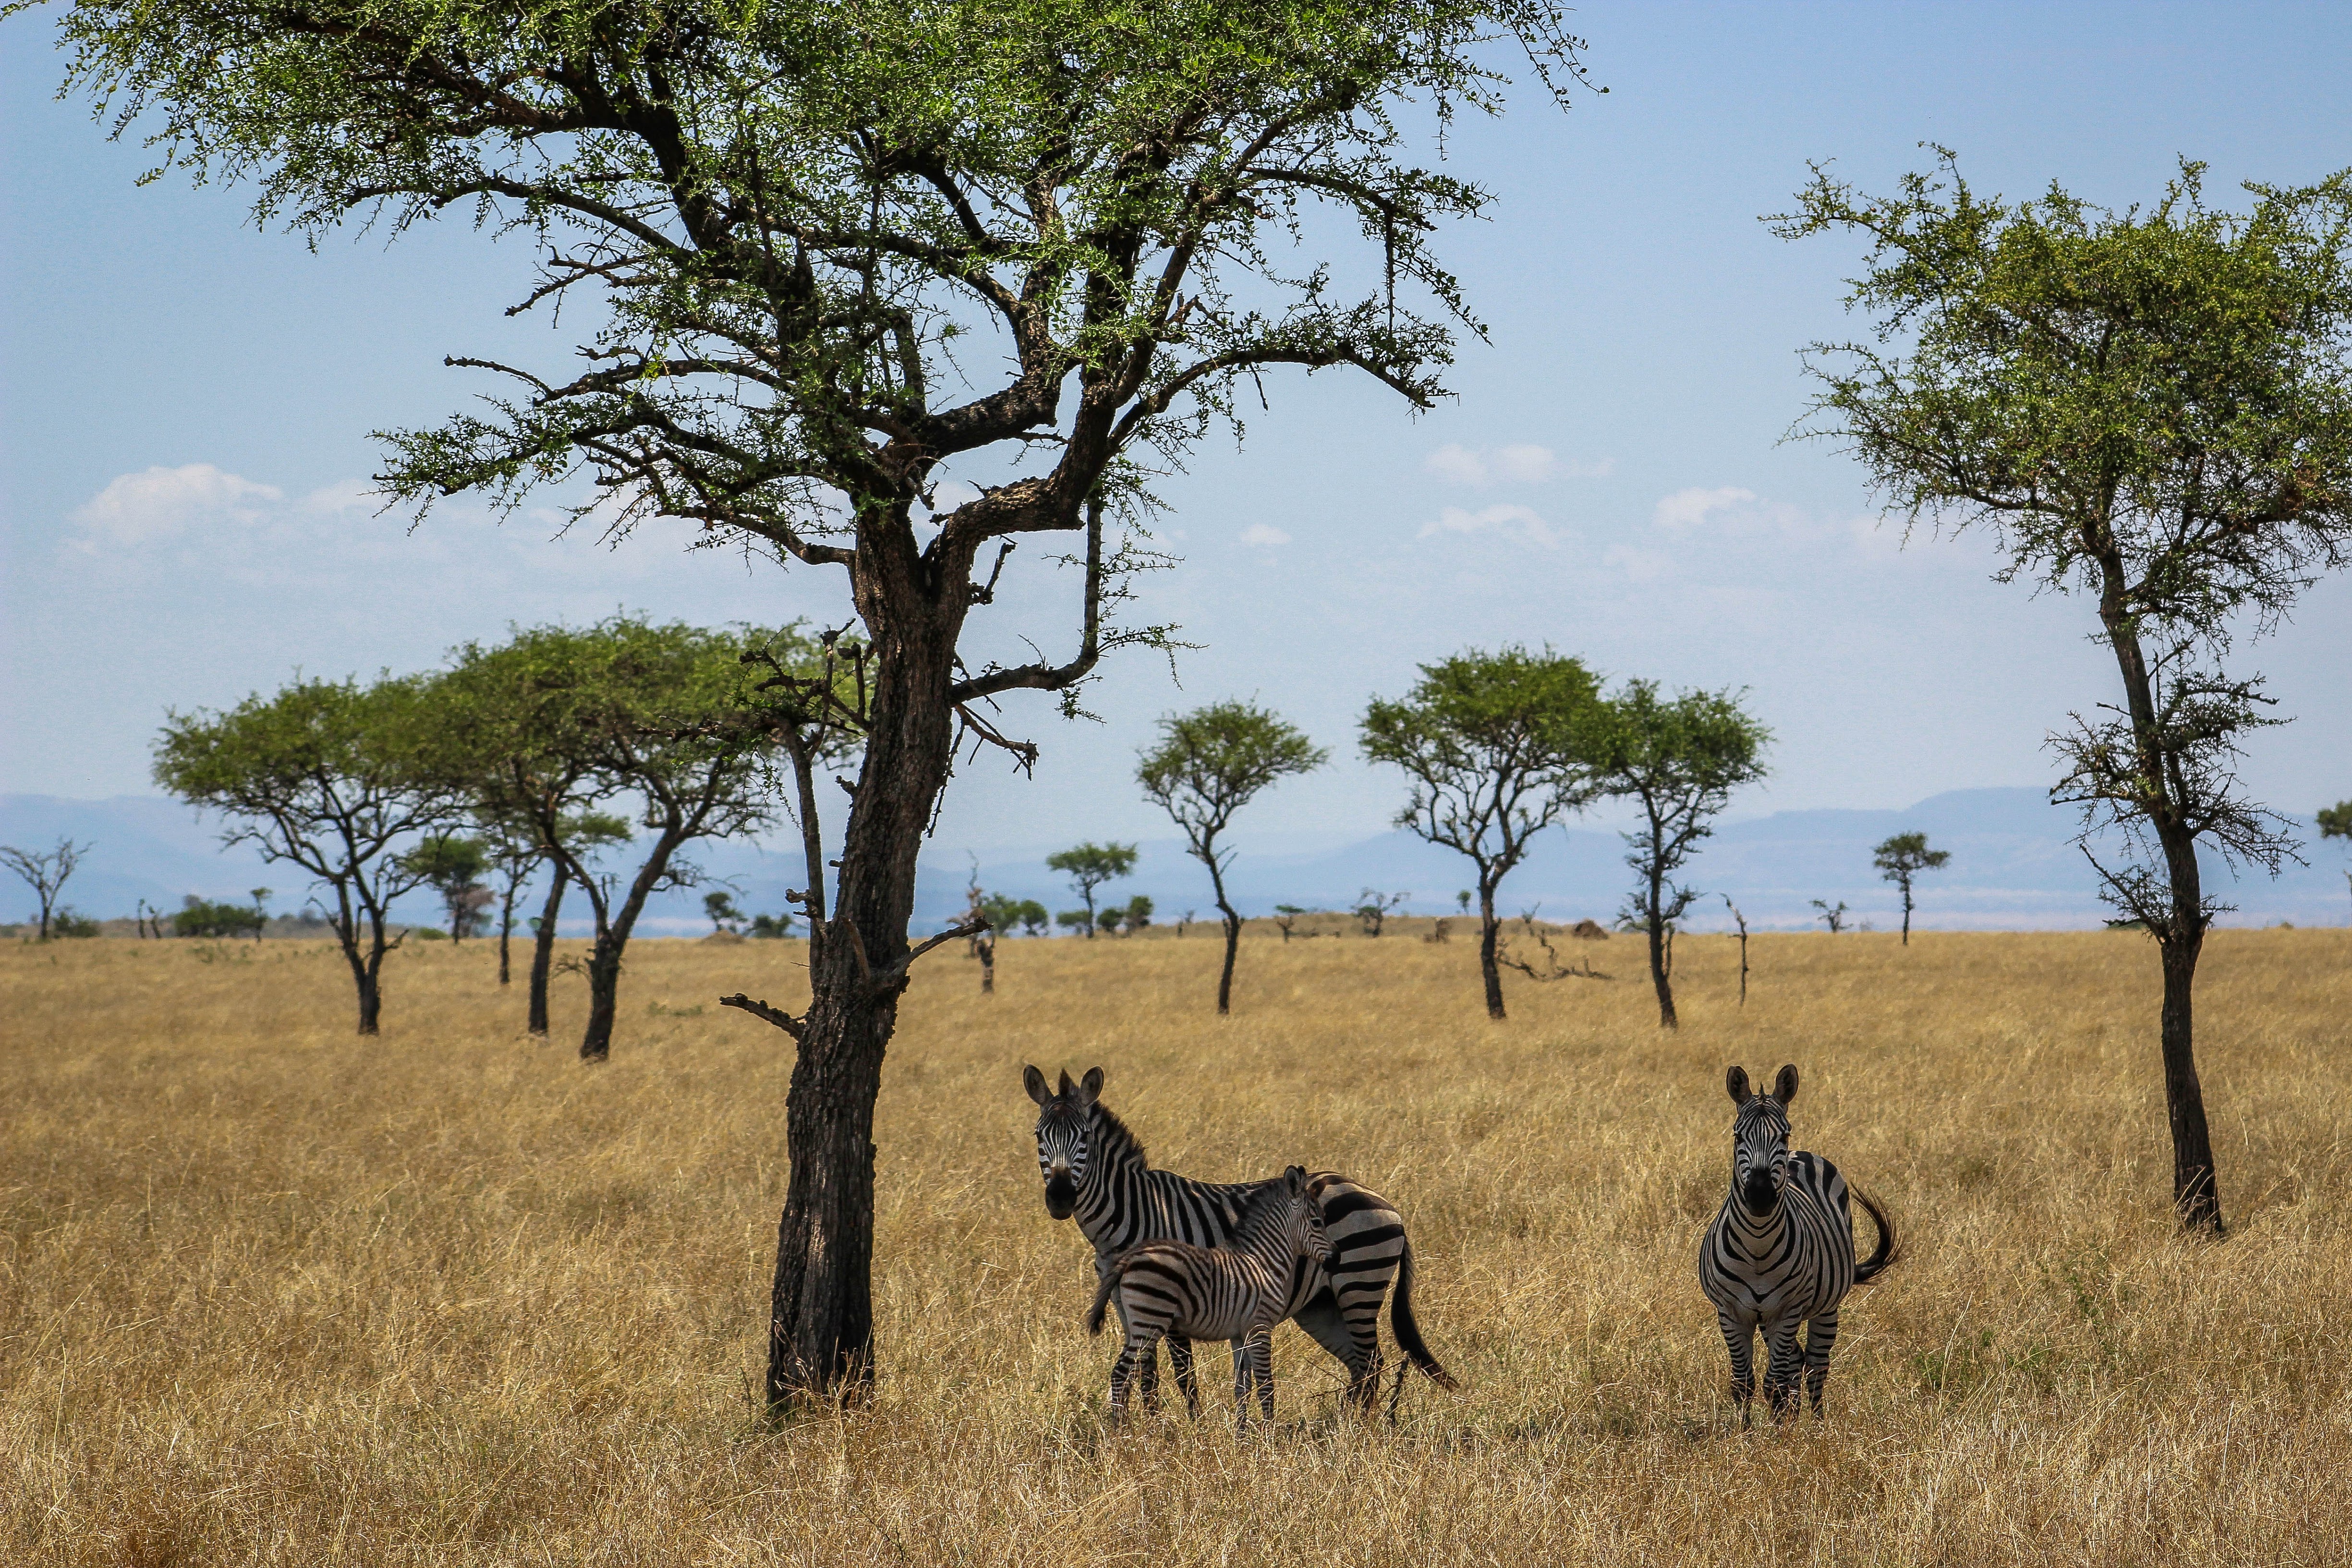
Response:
[1362,648,1606,1019]
[705,890,748,935]
[522,812,632,1035]
[1781,154,2352,1234]
[2323,801,2352,922]
[1590,682,1770,1029]
[1046,843,1139,940]
[432,620,792,1061]
[401,834,493,943]
[474,812,544,986]
[46,0,1594,1409]
[1354,889,1410,937]
[155,676,459,1032]
[1138,702,1325,1012]
[1873,832,1952,945]
[1810,899,1850,934]
[0,838,89,941]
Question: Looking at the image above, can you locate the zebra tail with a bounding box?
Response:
[1850,1182,1901,1285]
[1389,1235,1460,1391]
[1086,1259,1124,1337]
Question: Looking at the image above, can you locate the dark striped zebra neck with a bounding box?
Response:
[1072,1102,1273,1259]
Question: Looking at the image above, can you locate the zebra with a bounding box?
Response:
[1024,1064,1456,1417]
[1697,1063,1899,1423]
[1087,1165,1338,1425]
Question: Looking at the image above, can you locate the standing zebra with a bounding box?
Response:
[1088,1165,1337,1425]
[1024,1065,1456,1416]
[1698,1064,1899,1422]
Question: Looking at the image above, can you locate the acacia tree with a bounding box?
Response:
[2323,800,2352,923]
[154,677,459,1032]
[523,811,633,1035]
[1873,830,1950,945]
[1045,842,1138,938]
[1781,154,2352,1234]
[402,833,493,943]
[1138,701,1325,1012]
[0,838,89,941]
[1362,647,1606,1019]
[48,0,1592,1406]
[1590,681,1769,1030]
[434,620,788,1061]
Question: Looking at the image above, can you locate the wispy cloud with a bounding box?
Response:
[1419,503,1561,547]
[71,464,284,548]
[1652,486,1758,532]
[1425,443,1610,487]
[1239,523,1292,548]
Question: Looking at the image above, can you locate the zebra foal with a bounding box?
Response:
[1088,1165,1337,1426]
[1698,1064,1899,1423]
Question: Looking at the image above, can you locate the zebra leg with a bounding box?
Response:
[1250,1328,1276,1425]
[1294,1288,1383,1412]
[1229,1338,1254,1429]
[1167,1336,1201,1420]
[1718,1312,1757,1426]
[1110,1326,1161,1422]
[1802,1308,1839,1417]
[1762,1322,1805,1422]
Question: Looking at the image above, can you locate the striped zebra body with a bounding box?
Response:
[1026,1066,1455,1416]
[1087,1166,1335,1424]
[1697,1064,1898,1422]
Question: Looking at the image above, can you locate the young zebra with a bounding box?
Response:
[1697,1064,1899,1423]
[1087,1165,1337,1425]
[1024,1065,1456,1417]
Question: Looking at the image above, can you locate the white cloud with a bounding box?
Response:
[298,479,384,516]
[1652,486,1758,532]
[1419,503,1561,547]
[71,463,283,547]
[1603,544,1672,581]
[1424,444,1611,487]
[1239,523,1292,548]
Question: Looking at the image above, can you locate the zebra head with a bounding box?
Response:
[1725,1064,1800,1216]
[1023,1064,1103,1220]
[1284,1166,1342,1275]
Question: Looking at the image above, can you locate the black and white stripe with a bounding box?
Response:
[1086,1165,1335,1424]
[1697,1063,1898,1422]
[1026,1065,1456,1415]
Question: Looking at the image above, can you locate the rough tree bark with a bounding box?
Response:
[527,873,565,1037]
[1477,881,1505,1021]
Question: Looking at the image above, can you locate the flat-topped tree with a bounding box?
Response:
[1873,832,1950,946]
[154,676,461,1033]
[1046,843,1139,939]
[47,0,1593,1407]
[1590,681,1770,1030]
[2323,801,2352,922]
[1362,647,1607,1020]
[430,620,796,1062]
[1781,153,2352,1234]
[0,839,90,943]
[1139,702,1325,1012]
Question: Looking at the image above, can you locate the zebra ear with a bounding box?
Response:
[1284,1165,1308,1192]
[1771,1064,1800,1105]
[1074,1066,1104,1107]
[1022,1065,1051,1106]
[1726,1066,1753,1105]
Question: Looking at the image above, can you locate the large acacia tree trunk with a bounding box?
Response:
[2100,573,2224,1235]
[1216,905,1241,1015]
[580,940,623,1062]
[1646,908,1678,1031]
[528,873,566,1035]
[1478,884,1505,1020]
[766,589,958,1407]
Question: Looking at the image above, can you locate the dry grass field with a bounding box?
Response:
[5,925,2351,1566]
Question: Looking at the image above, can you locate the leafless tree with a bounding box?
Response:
[2,838,90,941]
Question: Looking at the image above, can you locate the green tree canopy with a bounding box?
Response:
[154,674,461,1032]
[1872,830,1952,945]
[1589,682,1769,1029]
[400,833,493,943]
[428,619,798,1059]
[1360,646,1605,1019]
[1778,151,2352,1234]
[1045,841,1138,938]
[1138,701,1324,1010]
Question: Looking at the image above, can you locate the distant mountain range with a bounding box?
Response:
[4,789,2346,937]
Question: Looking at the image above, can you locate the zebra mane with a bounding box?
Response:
[1086,1100,1149,1171]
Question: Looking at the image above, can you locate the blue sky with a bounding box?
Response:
[5,1,2349,859]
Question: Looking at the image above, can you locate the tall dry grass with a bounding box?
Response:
[4,925,2350,1565]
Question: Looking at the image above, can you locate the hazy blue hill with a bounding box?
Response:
[7,789,2345,936]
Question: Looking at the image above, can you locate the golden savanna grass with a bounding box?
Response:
[5,926,2352,1565]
